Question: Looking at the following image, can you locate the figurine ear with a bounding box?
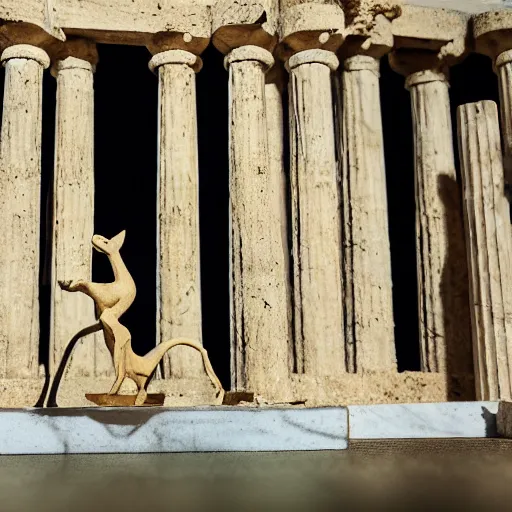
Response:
[111,230,126,249]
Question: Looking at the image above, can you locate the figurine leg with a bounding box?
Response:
[134,389,147,406]
[108,348,126,395]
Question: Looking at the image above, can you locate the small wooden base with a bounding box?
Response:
[85,393,165,407]
[222,391,254,405]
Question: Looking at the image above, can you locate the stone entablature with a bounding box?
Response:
[1,0,512,408]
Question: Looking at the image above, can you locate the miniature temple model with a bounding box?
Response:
[1,0,512,409]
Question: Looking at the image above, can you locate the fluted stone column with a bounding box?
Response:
[458,100,512,401]
[225,45,291,396]
[287,49,345,376]
[49,43,107,379]
[265,65,293,371]
[149,49,203,379]
[0,44,49,379]
[495,50,512,185]
[473,11,512,187]
[341,54,396,373]
[391,53,471,376]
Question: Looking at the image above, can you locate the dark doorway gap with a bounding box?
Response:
[380,56,421,372]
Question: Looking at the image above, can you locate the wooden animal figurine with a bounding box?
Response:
[59,230,224,406]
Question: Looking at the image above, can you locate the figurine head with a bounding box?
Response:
[92,230,126,256]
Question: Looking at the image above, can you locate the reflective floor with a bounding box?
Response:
[2,439,512,511]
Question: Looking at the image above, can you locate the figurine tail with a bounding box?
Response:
[142,339,224,397]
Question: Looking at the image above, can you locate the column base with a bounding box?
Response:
[0,378,46,408]
[290,371,475,406]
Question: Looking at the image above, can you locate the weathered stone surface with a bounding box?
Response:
[288,49,345,377]
[391,4,468,60]
[0,45,49,381]
[497,400,512,438]
[340,54,396,372]
[403,67,472,376]
[458,101,512,401]
[149,49,204,380]
[390,45,472,379]
[474,9,512,57]
[55,0,211,47]
[225,45,292,399]
[0,1,64,42]
[493,51,512,187]
[278,2,346,60]
[291,370,474,405]
[212,0,279,54]
[265,64,295,388]
[50,43,108,380]
[474,11,512,186]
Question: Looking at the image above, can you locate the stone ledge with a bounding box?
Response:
[349,401,498,439]
[0,406,348,454]
[496,401,512,437]
[290,371,475,406]
[0,400,504,454]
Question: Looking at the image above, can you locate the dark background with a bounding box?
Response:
[0,46,500,388]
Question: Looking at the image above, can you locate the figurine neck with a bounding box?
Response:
[108,251,130,282]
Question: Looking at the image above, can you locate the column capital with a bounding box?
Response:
[147,32,209,58]
[473,10,512,60]
[224,45,274,71]
[1,44,50,68]
[391,5,469,66]
[0,19,64,51]
[276,2,345,62]
[344,55,380,73]
[149,49,203,74]
[496,49,512,69]
[49,38,98,77]
[389,49,450,82]
[405,69,448,90]
[287,49,339,73]
[212,0,278,55]
[340,15,393,62]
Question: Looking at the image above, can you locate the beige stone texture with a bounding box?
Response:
[278,2,346,61]
[288,49,345,377]
[49,41,111,381]
[0,45,49,383]
[291,371,474,405]
[391,4,468,61]
[495,51,512,187]
[0,378,46,408]
[0,1,64,42]
[342,0,402,35]
[474,12,512,187]
[212,0,279,54]
[390,58,472,377]
[54,0,211,49]
[149,49,204,380]
[458,101,512,401]
[497,400,512,438]
[225,45,292,400]
[265,64,294,379]
[340,53,396,373]
[473,9,512,58]
[2,1,510,409]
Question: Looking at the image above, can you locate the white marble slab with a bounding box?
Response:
[0,406,348,455]
[348,401,499,439]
